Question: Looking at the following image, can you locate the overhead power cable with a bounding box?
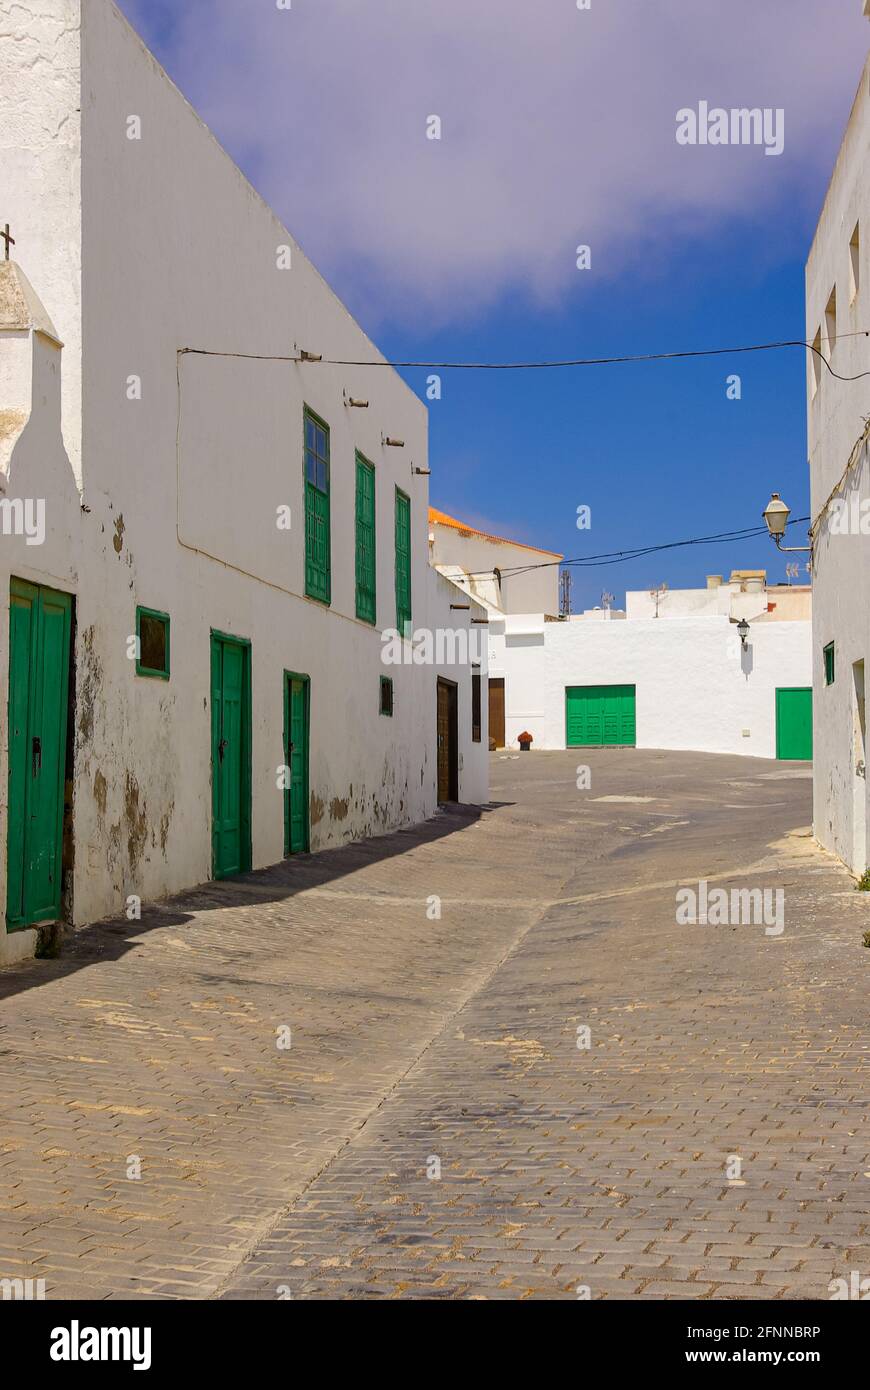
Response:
[454,515,811,580]
[180,334,870,383]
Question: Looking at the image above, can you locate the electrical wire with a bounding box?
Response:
[451,515,811,580]
[180,334,870,383]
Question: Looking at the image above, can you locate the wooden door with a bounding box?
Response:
[437,678,458,803]
[775,687,813,760]
[488,678,505,748]
[284,674,310,854]
[566,685,636,747]
[211,633,252,879]
[6,579,72,931]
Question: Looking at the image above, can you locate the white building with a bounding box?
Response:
[430,513,812,759]
[805,21,870,874]
[0,0,487,966]
[429,507,562,616]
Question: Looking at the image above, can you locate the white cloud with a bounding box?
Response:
[119,0,869,326]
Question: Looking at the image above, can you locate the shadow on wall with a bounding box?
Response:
[0,799,509,1003]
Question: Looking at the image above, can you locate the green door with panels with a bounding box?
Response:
[6,579,72,931]
[211,632,252,879]
[566,685,636,747]
[775,687,813,761]
[284,673,310,855]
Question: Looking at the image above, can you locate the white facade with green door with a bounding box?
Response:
[0,0,489,963]
[489,613,811,757]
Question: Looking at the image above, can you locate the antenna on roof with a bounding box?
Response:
[649,581,668,618]
[559,568,572,617]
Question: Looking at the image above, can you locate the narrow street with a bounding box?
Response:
[1,751,867,1300]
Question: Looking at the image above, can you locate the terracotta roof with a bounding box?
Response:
[428,507,563,558]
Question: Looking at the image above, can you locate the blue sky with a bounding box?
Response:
[117,0,868,609]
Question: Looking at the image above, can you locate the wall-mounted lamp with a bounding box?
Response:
[344,393,369,407]
[414,466,431,476]
[450,604,471,610]
[737,618,750,649]
[299,349,322,362]
[383,436,405,448]
[761,493,811,552]
[471,618,490,626]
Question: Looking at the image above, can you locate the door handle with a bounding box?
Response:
[32,735,42,777]
[218,737,228,763]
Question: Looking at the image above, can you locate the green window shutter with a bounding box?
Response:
[395,488,412,636]
[304,409,331,604]
[823,642,835,686]
[355,454,377,624]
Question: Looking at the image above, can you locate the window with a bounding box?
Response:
[304,408,331,604]
[355,454,376,625]
[395,488,412,636]
[472,667,482,743]
[824,641,835,687]
[850,221,860,304]
[825,286,837,359]
[380,675,394,717]
[811,326,823,398]
[136,606,170,679]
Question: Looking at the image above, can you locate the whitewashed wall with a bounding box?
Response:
[489,615,812,757]
[0,0,488,954]
[429,570,490,806]
[429,523,560,615]
[806,51,870,874]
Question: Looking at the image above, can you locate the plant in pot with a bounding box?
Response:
[518,730,534,752]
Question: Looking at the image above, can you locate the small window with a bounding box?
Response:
[380,675,394,717]
[824,641,835,687]
[850,221,860,304]
[472,667,482,743]
[136,607,170,679]
[811,326,823,398]
[825,286,837,359]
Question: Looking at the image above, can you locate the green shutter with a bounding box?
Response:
[823,642,835,686]
[395,488,411,636]
[304,409,331,604]
[355,454,376,624]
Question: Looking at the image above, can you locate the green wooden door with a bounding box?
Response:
[211,633,252,879]
[6,579,72,931]
[284,674,310,855]
[566,685,636,747]
[776,687,813,760]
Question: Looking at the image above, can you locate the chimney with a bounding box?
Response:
[706,575,723,590]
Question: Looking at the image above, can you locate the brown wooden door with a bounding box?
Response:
[437,678,458,802]
[488,678,505,748]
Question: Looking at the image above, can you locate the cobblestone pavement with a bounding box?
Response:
[1,750,868,1300]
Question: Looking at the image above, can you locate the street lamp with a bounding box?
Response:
[761,493,811,552]
[737,618,750,649]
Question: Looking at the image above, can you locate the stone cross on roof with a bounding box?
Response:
[1,224,14,260]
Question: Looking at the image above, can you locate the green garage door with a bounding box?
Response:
[775,687,813,760]
[566,685,636,747]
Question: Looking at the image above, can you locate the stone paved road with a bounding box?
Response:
[1,751,868,1299]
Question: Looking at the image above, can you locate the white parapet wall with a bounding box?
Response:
[489,614,812,757]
